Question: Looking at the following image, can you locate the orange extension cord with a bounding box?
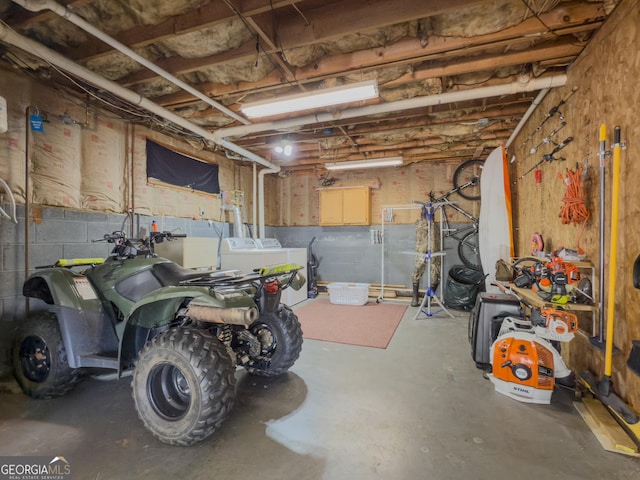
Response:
[558,165,590,254]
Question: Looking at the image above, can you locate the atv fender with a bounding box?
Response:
[22,269,119,369]
[124,285,256,329]
[118,286,257,370]
[23,268,104,311]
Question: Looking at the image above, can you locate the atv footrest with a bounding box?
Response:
[77,354,119,370]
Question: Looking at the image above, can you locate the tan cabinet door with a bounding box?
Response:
[319,187,370,225]
[342,187,370,224]
[319,188,344,225]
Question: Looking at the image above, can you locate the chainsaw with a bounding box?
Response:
[513,255,591,304]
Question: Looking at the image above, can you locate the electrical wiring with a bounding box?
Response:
[1,19,209,145]
[558,165,589,254]
[519,0,560,37]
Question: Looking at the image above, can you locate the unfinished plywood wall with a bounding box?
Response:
[267,161,480,226]
[508,0,640,409]
[0,68,245,222]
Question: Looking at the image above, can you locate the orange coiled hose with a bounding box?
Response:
[558,166,590,254]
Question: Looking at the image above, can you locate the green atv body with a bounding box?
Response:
[13,231,304,445]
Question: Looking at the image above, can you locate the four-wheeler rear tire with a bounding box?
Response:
[132,327,236,446]
[12,312,80,399]
[245,304,303,377]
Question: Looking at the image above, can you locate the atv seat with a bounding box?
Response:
[152,262,213,286]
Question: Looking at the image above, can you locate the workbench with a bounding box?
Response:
[499,282,597,336]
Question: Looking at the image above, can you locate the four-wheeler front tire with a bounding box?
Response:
[12,312,80,399]
[245,304,303,377]
[132,327,236,446]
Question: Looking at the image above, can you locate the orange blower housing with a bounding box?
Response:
[490,332,555,404]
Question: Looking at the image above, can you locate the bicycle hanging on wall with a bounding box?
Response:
[428,159,483,271]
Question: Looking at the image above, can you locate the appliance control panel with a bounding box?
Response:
[222,237,258,251]
[255,238,282,249]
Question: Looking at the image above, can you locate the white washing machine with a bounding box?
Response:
[219,237,307,306]
[219,237,286,274]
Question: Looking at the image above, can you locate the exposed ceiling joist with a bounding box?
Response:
[0,0,615,172]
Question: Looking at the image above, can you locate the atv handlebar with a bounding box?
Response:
[92,231,127,243]
[94,231,187,258]
[94,231,186,244]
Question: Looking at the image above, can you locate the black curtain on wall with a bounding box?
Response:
[146,139,220,194]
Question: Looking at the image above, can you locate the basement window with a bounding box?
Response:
[146,140,220,194]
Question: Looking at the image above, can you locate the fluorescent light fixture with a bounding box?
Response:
[240,80,378,118]
[324,157,403,170]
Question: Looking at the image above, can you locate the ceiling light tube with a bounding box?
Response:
[241,80,378,118]
[324,157,403,170]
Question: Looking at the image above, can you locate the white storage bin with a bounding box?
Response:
[327,282,370,305]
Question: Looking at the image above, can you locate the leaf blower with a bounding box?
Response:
[488,308,577,404]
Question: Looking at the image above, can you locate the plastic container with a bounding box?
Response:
[327,282,370,306]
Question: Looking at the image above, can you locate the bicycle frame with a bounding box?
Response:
[428,184,481,270]
[428,192,478,240]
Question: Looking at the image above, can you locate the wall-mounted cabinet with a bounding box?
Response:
[319,186,370,225]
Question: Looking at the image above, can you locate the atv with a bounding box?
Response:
[12,230,305,446]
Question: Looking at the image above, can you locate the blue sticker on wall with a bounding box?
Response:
[30,114,44,132]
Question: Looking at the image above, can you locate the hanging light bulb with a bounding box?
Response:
[273,139,293,157]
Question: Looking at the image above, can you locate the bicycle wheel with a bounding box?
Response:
[458,230,482,271]
[453,159,483,201]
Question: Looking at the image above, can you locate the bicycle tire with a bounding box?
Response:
[458,230,482,271]
[453,159,483,201]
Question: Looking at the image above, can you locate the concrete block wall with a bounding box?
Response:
[0,204,469,373]
[267,224,466,288]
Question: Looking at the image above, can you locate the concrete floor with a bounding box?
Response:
[1,302,639,479]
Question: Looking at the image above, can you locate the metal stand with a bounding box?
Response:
[413,203,453,319]
[378,203,424,303]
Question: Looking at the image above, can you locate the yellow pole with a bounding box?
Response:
[604,126,621,380]
[597,124,606,344]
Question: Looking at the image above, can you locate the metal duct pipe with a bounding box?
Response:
[214,75,568,140]
[258,167,278,238]
[0,21,279,172]
[12,0,250,126]
[222,203,245,237]
[252,163,257,239]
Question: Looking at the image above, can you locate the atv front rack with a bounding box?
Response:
[36,258,106,269]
